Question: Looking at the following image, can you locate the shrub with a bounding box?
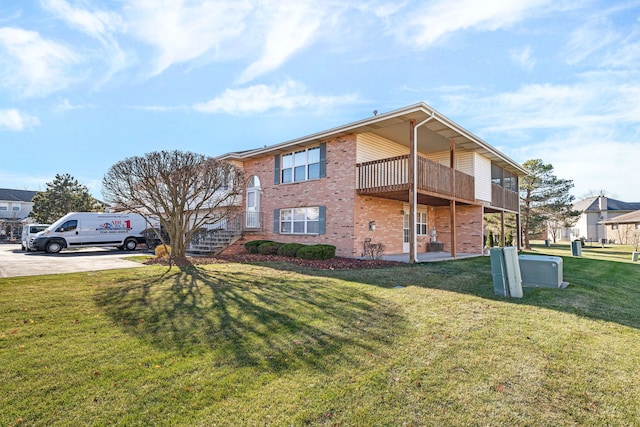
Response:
[277,243,305,258]
[296,244,336,260]
[155,244,171,258]
[258,241,283,255]
[245,240,273,254]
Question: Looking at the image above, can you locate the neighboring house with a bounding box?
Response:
[601,210,640,245]
[0,188,38,241]
[216,103,526,261]
[561,195,640,243]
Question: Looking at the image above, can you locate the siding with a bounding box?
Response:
[474,153,492,202]
[356,133,408,163]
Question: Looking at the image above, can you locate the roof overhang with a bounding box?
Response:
[218,102,528,176]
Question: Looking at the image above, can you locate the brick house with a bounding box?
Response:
[217,103,527,261]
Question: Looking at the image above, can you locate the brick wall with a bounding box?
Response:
[434,204,484,255]
[240,135,358,257]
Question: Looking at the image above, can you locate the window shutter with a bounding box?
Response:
[319,143,326,178]
[318,205,326,235]
[273,208,280,234]
[274,155,280,185]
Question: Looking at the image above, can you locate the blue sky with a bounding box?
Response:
[1,0,640,202]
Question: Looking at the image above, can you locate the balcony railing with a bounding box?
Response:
[357,154,475,202]
[491,184,520,212]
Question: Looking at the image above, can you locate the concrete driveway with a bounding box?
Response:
[0,244,148,278]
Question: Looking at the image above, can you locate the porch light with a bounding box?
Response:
[369,221,376,231]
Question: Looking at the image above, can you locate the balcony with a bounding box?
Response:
[491,184,519,212]
[356,154,475,204]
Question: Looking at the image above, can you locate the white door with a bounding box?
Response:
[403,213,410,253]
[246,176,261,228]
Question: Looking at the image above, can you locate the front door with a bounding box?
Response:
[246,175,261,228]
[403,213,410,253]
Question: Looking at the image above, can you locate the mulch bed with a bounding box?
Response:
[144,253,405,270]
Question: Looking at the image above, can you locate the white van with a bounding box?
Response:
[31,212,160,254]
[21,224,50,251]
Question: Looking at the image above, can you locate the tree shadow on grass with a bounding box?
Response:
[262,256,640,330]
[93,264,404,372]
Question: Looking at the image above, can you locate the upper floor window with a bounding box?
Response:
[0,203,7,211]
[12,204,20,211]
[274,143,326,185]
[491,163,518,192]
[281,147,320,183]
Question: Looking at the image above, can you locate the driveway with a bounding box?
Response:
[0,244,148,278]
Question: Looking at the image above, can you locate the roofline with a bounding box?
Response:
[217,102,528,175]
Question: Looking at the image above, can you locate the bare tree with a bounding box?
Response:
[102,150,243,260]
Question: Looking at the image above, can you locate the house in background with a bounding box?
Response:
[561,194,640,243]
[0,188,38,241]
[215,103,527,261]
[601,210,640,245]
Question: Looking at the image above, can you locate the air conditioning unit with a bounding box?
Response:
[518,255,568,288]
[490,247,523,298]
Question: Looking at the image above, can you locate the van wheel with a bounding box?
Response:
[46,241,62,254]
[124,238,138,251]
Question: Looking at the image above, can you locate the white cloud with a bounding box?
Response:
[54,98,96,112]
[510,46,534,69]
[193,80,359,114]
[392,0,554,47]
[237,0,325,84]
[40,0,122,39]
[123,0,252,76]
[40,0,131,84]
[0,109,40,131]
[0,27,80,97]
[435,74,640,201]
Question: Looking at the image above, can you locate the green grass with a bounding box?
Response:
[1,247,640,426]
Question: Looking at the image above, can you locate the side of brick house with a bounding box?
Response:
[218,103,526,259]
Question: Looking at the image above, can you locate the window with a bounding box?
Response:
[636,223,640,230]
[12,204,20,211]
[56,220,77,232]
[0,203,7,211]
[491,163,503,186]
[280,207,320,234]
[275,144,326,184]
[612,224,619,230]
[492,163,518,191]
[281,147,320,183]
[417,212,428,235]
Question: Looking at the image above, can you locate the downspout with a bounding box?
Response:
[412,112,436,263]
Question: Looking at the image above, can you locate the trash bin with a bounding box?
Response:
[571,240,582,257]
[632,252,638,262]
[544,239,550,247]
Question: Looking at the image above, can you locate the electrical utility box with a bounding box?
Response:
[571,240,582,257]
[490,247,523,298]
[518,254,568,288]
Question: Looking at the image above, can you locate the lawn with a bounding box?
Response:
[1,246,639,426]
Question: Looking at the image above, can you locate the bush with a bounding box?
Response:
[296,244,336,260]
[277,243,305,257]
[245,240,273,254]
[154,244,171,258]
[257,241,283,255]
